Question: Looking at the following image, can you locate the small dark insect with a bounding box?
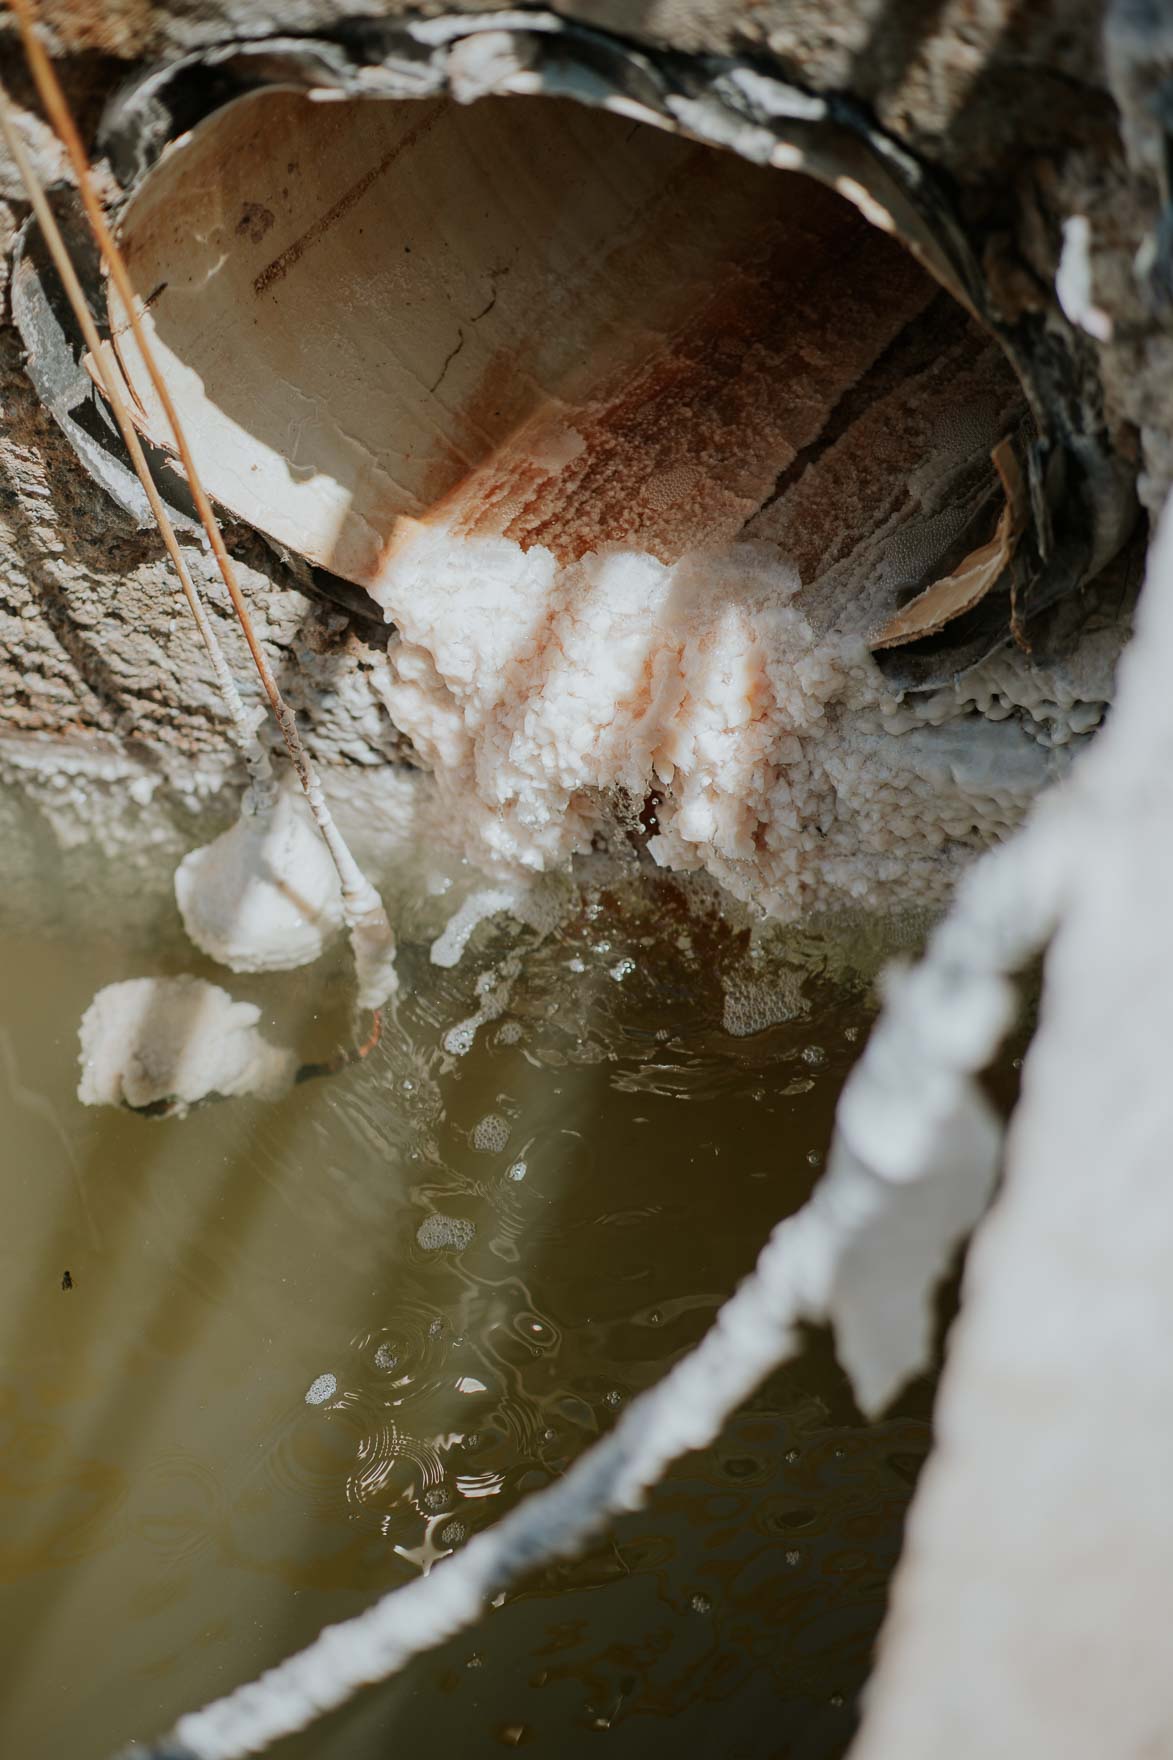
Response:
[61,1270,73,1291]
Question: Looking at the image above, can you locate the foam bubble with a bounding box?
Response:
[472,1113,510,1153]
[304,1372,337,1406]
[444,1022,476,1057]
[416,1215,476,1253]
[721,970,806,1037]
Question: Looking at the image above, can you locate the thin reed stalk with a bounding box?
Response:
[0,80,276,806]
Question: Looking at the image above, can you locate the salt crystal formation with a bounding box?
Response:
[174,770,344,973]
[373,525,1071,919]
[429,885,526,968]
[77,976,296,1113]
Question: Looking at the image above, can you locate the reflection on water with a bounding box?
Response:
[0,869,951,1760]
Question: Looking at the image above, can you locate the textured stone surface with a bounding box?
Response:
[0,259,406,772]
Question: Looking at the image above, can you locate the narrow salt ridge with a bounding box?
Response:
[77,976,296,1115]
[429,884,527,968]
[372,525,1071,919]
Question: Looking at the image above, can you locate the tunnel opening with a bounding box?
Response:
[95,79,1090,922]
[106,85,1028,620]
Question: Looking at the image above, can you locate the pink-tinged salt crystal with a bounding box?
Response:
[369,525,1060,919]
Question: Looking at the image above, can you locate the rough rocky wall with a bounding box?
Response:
[0,0,1164,800]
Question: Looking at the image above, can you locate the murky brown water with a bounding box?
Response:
[0,866,972,1760]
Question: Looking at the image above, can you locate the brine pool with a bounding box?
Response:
[0,860,1019,1760]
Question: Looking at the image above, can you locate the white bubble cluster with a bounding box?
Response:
[472,1112,510,1153]
[416,1214,476,1253]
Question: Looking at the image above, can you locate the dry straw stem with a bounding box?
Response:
[0,79,273,799]
[9,0,395,995]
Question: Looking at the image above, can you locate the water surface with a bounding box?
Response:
[0,868,960,1760]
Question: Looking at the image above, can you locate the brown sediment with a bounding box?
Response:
[443,202,937,565]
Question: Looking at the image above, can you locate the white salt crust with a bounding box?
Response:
[372,527,1076,918]
[77,976,297,1113]
[174,770,345,973]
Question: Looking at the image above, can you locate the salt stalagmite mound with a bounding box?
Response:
[174,771,344,973]
[77,976,297,1114]
[376,526,1071,918]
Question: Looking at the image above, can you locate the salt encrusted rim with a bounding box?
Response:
[10,9,1137,690]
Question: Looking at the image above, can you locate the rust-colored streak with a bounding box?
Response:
[438,194,939,567]
[253,101,446,297]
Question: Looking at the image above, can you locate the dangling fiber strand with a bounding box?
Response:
[0,80,275,806]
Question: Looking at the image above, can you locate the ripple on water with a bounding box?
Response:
[0,856,973,1760]
[259,1398,368,1523]
[132,1450,224,1566]
[354,1303,453,1401]
[510,1309,561,1355]
[346,1418,447,1519]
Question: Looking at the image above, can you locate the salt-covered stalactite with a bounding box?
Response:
[175,770,345,974]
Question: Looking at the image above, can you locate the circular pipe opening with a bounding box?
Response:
[107,85,1028,637]
[90,74,1086,919]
